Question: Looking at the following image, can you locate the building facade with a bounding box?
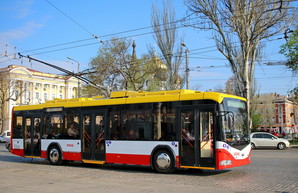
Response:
[255,94,298,134]
[0,65,79,133]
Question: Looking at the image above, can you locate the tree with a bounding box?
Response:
[85,38,160,97]
[186,0,295,127]
[151,0,184,90]
[0,75,23,134]
[280,28,298,100]
[280,28,298,73]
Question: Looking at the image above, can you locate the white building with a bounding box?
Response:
[0,65,79,133]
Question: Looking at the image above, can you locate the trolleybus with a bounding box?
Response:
[10,90,251,173]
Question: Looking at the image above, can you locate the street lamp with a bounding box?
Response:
[181,43,190,90]
[67,57,80,98]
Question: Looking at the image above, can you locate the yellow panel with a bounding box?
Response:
[179,91,205,101]
[126,95,180,104]
[82,160,105,164]
[110,91,136,98]
[14,104,44,111]
[24,156,42,159]
[81,98,127,107]
[203,92,225,103]
[180,166,215,170]
[12,90,246,112]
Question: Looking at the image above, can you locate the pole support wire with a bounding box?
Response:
[18,53,105,91]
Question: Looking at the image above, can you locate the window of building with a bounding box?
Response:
[44,93,48,101]
[35,92,40,100]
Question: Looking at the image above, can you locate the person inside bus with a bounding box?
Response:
[68,122,79,138]
[126,129,138,140]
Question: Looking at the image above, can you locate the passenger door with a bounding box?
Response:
[81,111,107,162]
[24,115,42,157]
[179,106,215,168]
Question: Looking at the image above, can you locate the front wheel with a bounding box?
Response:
[277,142,286,150]
[48,146,63,165]
[153,149,175,173]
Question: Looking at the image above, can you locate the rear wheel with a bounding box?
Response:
[48,146,63,165]
[277,142,286,150]
[153,149,175,173]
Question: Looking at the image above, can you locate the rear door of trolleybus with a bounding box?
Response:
[179,106,216,169]
[82,110,107,163]
[24,115,42,157]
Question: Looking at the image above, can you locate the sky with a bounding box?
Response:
[0,0,297,95]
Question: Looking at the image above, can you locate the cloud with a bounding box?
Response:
[14,0,34,19]
[0,21,44,41]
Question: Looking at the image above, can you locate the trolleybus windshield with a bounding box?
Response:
[220,98,249,148]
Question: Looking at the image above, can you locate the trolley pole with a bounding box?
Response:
[185,48,190,90]
[182,43,190,90]
[67,57,81,98]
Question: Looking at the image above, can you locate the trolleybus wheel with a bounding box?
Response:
[48,145,63,165]
[153,149,175,173]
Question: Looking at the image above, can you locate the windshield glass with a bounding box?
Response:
[220,98,249,146]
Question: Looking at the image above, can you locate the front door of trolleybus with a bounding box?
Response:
[24,115,42,157]
[82,111,107,162]
[179,106,215,168]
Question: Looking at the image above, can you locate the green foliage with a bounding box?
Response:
[280,29,298,73]
[288,85,298,102]
[251,114,261,132]
[84,37,164,97]
[280,29,298,100]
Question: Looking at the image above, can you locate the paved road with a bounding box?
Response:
[0,143,297,193]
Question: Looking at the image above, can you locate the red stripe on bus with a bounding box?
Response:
[106,153,150,166]
[11,148,24,157]
[41,151,82,161]
[216,149,251,170]
[63,152,82,161]
[41,151,47,159]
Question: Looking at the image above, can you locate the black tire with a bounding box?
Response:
[48,145,63,165]
[277,142,286,150]
[251,143,256,149]
[152,149,175,173]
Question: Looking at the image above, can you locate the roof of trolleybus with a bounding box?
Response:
[13,90,246,111]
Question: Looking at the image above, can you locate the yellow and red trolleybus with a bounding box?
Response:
[10,90,251,173]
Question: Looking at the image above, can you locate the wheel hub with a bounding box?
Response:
[49,148,59,163]
[156,153,171,169]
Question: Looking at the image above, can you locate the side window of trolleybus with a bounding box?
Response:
[13,116,23,139]
[43,115,63,139]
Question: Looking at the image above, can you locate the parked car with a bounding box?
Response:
[0,130,10,143]
[250,132,290,150]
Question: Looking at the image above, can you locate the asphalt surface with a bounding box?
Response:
[0,143,297,193]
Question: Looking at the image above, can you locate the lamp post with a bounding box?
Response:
[67,57,80,98]
[181,43,190,90]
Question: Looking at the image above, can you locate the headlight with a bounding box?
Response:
[220,160,232,166]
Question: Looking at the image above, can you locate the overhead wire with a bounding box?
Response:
[0,1,295,67]
[15,1,295,57]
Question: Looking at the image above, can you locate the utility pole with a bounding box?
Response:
[182,43,190,89]
[67,57,80,98]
